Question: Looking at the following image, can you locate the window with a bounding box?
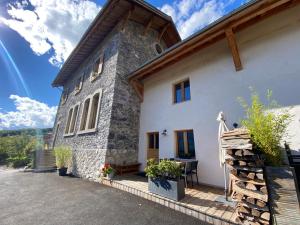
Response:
[79,98,90,131]
[175,130,195,159]
[74,76,83,95]
[78,89,103,134]
[61,89,69,105]
[64,103,80,136]
[173,79,191,103]
[154,43,163,55]
[148,132,159,150]
[64,108,73,134]
[90,53,104,82]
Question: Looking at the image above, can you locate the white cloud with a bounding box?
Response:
[0,0,100,67]
[161,0,242,39]
[0,95,57,130]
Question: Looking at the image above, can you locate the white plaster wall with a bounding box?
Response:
[138,5,300,187]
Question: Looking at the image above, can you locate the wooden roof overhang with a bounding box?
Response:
[128,0,300,85]
[52,0,181,87]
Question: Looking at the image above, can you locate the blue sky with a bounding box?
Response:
[0,0,246,130]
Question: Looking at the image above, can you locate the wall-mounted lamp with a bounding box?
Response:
[233,123,239,129]
[162,129,167,136]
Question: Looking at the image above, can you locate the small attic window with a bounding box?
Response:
[61,89,68,105]
[74,76,83,95]
[155,43,163,55]
[90,52,104,82]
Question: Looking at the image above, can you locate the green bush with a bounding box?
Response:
[7,156,30,168]
[145,159,182,180]
[238,89,291,166]
[53,146,72,168]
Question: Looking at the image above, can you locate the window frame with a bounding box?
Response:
[90,52,104,82]
[175,129,196,159]
[147,132,159,150]
[74,76,83,95]
[61,89,69,105]
[63,102,80,137]
[78,89,103,135]
[172,78,191,104]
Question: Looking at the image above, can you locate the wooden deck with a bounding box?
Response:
[266,166,300,225]
[100,175,236,225]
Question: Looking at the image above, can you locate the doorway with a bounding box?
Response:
[147,132,159,162]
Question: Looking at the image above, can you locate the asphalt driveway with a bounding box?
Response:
[0,169,209,225]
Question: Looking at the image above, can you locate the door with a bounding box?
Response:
[147,132,159,162]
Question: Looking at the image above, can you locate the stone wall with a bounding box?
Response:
[52,19,166,180]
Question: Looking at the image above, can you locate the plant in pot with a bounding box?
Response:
[145,159,185,201]
[101,164,115,180]
[53,146,72,176]
[238,89,291,166]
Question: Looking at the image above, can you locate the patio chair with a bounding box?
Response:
[182,162,192,188]
[190,160,199,186]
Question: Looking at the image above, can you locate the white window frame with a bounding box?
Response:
[74,76,83,95]
[78,89,103,134]
[90,52,104,82]
[61,89,69,105]
[64,102,80,137]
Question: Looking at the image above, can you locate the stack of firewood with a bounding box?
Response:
[222,128,270,225]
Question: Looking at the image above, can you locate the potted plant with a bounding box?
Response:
[101,164,115,180]
[53,146,72,176]
[145,159,185,201]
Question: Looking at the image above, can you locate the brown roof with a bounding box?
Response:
[128,0,300,81]
[52,0,181,87]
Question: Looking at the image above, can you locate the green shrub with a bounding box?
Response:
[7,156,31,168]
[53,146,72,168]
[145,159,182,180]
[238,89,291,166]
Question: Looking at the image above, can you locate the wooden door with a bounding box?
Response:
[147,132,159,162]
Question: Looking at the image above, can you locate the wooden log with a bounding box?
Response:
[251,209,261,218]
[256,173,264,180]
[256,218,269,225]
[235,149,243,156]
[241,199,269,211]
[247,172,256,180]
[237,205,250,214]
[231,167,238,176]
[234,166,263,173]
[221,134,251,140]
[256,200,266,208]
[260,212,270,221]
[233,182,268,202]
[226,149,234,155]
[231,173,266,186]
[246,183,257,191]
[222,143,253,150]
[243,149,255,156]
[259,186,268,194]
[246,197,256,205]
[225,158,235,166]
[239,160,247,166]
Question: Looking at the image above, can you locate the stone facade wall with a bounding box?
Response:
[52,19,167,180]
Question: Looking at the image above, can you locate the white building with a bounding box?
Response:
[128,0,300,187]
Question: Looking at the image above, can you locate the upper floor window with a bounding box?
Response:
[175,130,195,159]
[154,43,163,55]
[78,89,103,134]
[61,89,69,105]
[90,53,104,82]
[74,76,83,95]
[173,79,191,104]
[64,103,80,136]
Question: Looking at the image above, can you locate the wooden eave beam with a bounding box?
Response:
[130,0,300,81]
[225,28,242,71]
[130,79,144,102]
[143,16,154,36]
[158,23,170,41]
[120,6,135,31]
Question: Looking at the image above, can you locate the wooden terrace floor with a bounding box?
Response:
[100,175,236,225]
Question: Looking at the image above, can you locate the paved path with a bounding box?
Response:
[0,170,209,225]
